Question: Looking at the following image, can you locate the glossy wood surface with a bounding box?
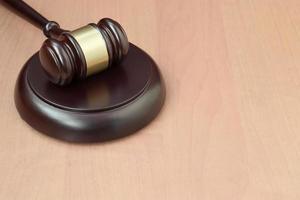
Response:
[15,44,165,143]
[1,0,300,199]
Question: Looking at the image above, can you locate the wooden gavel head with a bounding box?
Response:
[39,18,129,85]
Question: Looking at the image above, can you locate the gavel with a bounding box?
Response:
[3,0,129,85]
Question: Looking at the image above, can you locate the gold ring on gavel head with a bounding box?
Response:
[70,25,109,77]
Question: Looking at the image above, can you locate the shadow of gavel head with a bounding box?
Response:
[39,18,129,85]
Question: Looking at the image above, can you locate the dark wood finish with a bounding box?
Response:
[97,18,129,67]
[3,1,129,85]
[2,0,65,38]
[15,44,166,143]
[39,18,129,85]
[39,33,83,85]
[42,21,67,39]
[2,0,49,29]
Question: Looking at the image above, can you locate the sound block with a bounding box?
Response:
[15,44,165,143]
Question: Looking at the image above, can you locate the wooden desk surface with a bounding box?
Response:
[1,0,300,199]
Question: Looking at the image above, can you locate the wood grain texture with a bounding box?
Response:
[1,0,300,199]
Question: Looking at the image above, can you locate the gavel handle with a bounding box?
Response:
[3,0,67,38]
[3,0,49,30]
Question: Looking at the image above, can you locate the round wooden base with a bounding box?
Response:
[14,44,165,143]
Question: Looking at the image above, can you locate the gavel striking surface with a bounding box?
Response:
[15,44,165,143]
